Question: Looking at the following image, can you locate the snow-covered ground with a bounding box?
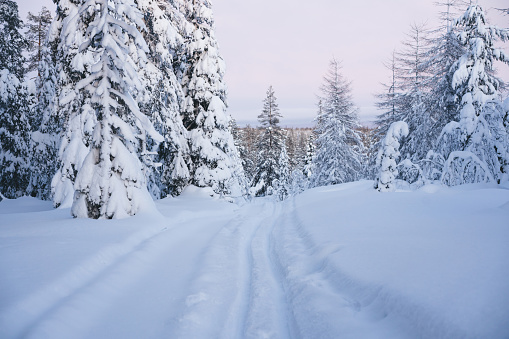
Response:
[1,181,508,338]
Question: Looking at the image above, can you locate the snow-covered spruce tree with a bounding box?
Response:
[50,0,98,208]
[238,124,258,183]
[251,86,289,197]
[302,133,316,180]
[68,0,163,219]
[228,118,250,195]
[435,4,509,185]
[286,128,298,171]
[0,0,27,80]
[311,59,363,187]
[294,130,309,172]
[179,0,245,197]
[0,0,31,199]
[136,0,190,198]
[0,70,31,199]
[274,141,290,200]
[25,7,52,75]
[27,2,71,200]
[374,121,409,192]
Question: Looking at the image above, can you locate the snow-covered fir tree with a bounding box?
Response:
[136,0,190,198]
[311,59,363,187]
[374,121,409,192]
[251,86,289,197]
[302,133,316,180]
[27,2,68,200]
[67,0,163,218]
[0,0,31,199]
[435,4,509,185]
[179,0,244,197]
[274,142,290,200]
[286,129,297,171]
[0,70,31,199]
[238,124,258,183]
[0,0,27,80]
[25,7,52,75]
[50,0,97,208]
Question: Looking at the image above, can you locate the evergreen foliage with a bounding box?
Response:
[374,121,409,192]
[311,59,363,187]
[137,0,190,199]
[25,7,52,75]
[68,0,162,218]
[179,0,245,197]
[251,86,289,197]
[373,24,433,164]
[0,70,30,199]
[435,4,509,185]
[0,0,27,79]
[27,2,68,201]
[0,0,30,199]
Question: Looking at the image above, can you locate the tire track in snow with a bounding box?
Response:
[272,196,468,339]
[270,197,383,338]
[171,200,276,338]
[242,202,297,339]
[172,199,298,339]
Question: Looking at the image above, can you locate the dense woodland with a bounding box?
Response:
[0,0,508,218]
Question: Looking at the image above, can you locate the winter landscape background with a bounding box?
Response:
[1,0,509,337]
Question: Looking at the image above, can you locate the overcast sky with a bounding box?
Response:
[16,0,509,126]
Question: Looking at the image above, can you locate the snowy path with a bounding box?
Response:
[1,198,303,338]
[1,182,509,338]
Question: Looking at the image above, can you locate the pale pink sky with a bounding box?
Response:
[17,0,509,126]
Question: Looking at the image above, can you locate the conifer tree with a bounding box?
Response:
[311,59,363,187]
[0,70,30,199]
[374,121,409,192]
[274,141,290,200]
[303,133,316,180]
[137,0,190,198]
[27,2,69,200]
[251,86,288,197]
[371,51,406,179]
[436,4,509,185]
[0,0,27,80]
[25,7,52,75]
[423,0,466,150]
[65,0,162,218]
[0,0,30,199]
[390,24,432,162]
[239,124,258,182]
[50,0,97,207]
[180,0,244,196]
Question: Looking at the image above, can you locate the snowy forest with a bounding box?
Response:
[1,0,509,338]
[0,0,508,217]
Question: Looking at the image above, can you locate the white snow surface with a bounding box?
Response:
[0,181,508,338]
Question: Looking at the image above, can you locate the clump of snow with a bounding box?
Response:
[179,185,218,199]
